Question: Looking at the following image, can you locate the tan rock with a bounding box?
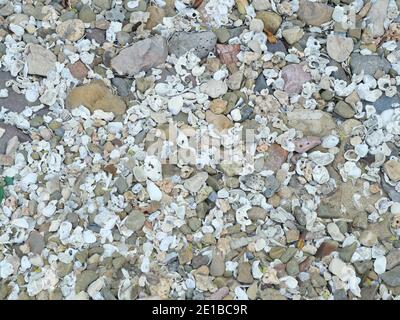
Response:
[205,110,233,132]
[384,160,400,182]
[210,99,228,114]
[66,80,126,115]
[56,19,85,41]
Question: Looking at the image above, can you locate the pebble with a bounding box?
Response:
[125,210,145,232]
[334,101,355,119]
[66,80,126,115]
[282,27,304,45]
[56,19,85,42]
[327,35,354,63]
[200,79,228,98]
[281,64,311,95]
[384,160,400,182]
[350,53,391,76]
[297,0,334,26]
[210,252,225,277]
[237,262,253,284]
[381,266,400,287]
[75,270,99,293]
[168,32,217,59]
[111,36,168,76]
[359,230,378,247]
[256,11,282,34]
[25,44,56,77]
[26,231,45,254]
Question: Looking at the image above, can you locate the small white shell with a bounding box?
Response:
[309,151,335,166]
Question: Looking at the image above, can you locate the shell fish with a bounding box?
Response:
[294,136,321,153]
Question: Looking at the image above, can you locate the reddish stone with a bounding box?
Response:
[68,61,88,80]
[281,63,311,95]
[216,44,241,65]
[315,240,338,259]
[294,136,321,153]
[264,143,289,172]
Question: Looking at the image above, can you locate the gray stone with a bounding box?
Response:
[264,175,280,198]
[192,255,210,269]
[350,53,391,76]
[111,36,168,76]
[168,31,217,59]
[124,210,145,232]
[381,266,400,287]
[360,284,378,300]
[210,252,225,277]
[75,270,99,293]
[339,242,357,263]
[386,250,400,270]
[79,5,96,23]
[334,101,355,119]
[297,0,334,26]
[254,73,267,93]
[373,94,400,114]
[280,247,297,263]
[286,259,299,276]
[237,262,253,284]
[114,176,129,194]
[27,230,45,254]
[112,78,132,97]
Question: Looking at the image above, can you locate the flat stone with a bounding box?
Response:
[210,252,225,277]
[350,53,391,76]
[287,110,336,137]
[367,0,389,38]
[386,250,400,270]
[282,26,304,45]
[327,35,353,63]
[281,64,311,95]
[334,101,355,119]
[384,160,400,182]
[66,80,126,115]
[184,172,208,193]
[75,270,99,293]
[359,230,378,247]
[339,242,358,263]
[56,19,85,41]
[111,36,168,76]
[25,44,56,77]
[68,61,88,80]
[381,266,400,287]
[297,0,334,26]
[26,230,45,254]
[256,11,282,34]
[237,262,253,284]
[124,210,145,232]
[168,31,217,59]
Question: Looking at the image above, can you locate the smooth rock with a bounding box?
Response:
[359,230,378,247]
[75,270,99,293]
[125,210,145,232]
[56,19,85,41]
[111,36,168,76]
[287,110,336,137]
[282,27,304,45]
[350,53,391,76]
[200,80,228,98]
[367,0,389,38]
[281,64,311,95]
[381,266,400,287]
[210,252,225,277]
[168,31,217,59]
[384,160,400,182]
[334,101,355,119]
[26,231,45,254]
[256,11,282,34]
[66,80,126,115]
[327,35,353,63]
[237,262,253,284]
[25,44,56,77]
[297,0,334,26]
